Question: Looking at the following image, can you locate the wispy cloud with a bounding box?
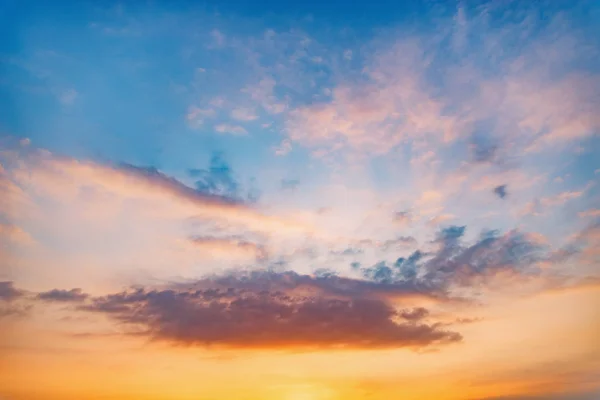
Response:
[230,108,258,121]
[186,106,216,128]
[58,88,78,105]
[215,124,248,135]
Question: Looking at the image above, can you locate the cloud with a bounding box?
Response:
[117,162,243,206]
[280,178,300,191]
[0,222,34,245]
[73,270,461,350]
[243,78,287,114]
[186,106,215,128]
[494,185,508,199]
[566,220,600,269]
[189,236,267,261]
[37,288,89,302]
[209,29,226,47]
[470,133,499,164]
[393,211,413,227]
[215,124,248,135]
[578,209,600,218]
[381,236,418,251]
[1,147,314,242]
[399,307,429,321]
[0,281,28,318]
[230,108,258,121]
[520,189,586,216]
[273,139,292,156]
[188,152,247,202]
[359,226,546,290]
[0,281,23,301]
[278,4,599,159]
[58,88,78,105]
[427,214,456,226]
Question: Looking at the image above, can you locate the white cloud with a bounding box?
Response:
[215,124,247,135]
[231,108,258,121]
[186,106,216,128]
[58,89,78,105]
[273,139,292,156]
[243,78,287,114]
[210,29,226,47]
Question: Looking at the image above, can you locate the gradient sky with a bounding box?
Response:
[1,1,600,400]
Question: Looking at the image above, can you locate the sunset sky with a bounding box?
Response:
[1,1,599,399]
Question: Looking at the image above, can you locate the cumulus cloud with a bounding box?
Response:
[71,270,460,350]
[27,217,587,350]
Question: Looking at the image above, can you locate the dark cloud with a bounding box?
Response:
[203,269,443,301]
[399,307,429,321]
[393,250,424,280]
[76,273,461,350]
[0,281,28,318]
[14,223,571,351]
[363,261,394,283]
[188,152,258,202]
[494,184,508,199]
[0,281,23,301]
[37,288,89,302]
[437,225,466,241]
[360,226,544,290]
[425,227,543,287]
[118,163,242,207]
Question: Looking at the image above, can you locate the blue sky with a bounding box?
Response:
[1,0,599,274]
[1,1,599,399]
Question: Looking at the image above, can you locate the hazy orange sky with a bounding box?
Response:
[1,1,599,399]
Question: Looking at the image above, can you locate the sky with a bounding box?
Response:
[0,0,599,399]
